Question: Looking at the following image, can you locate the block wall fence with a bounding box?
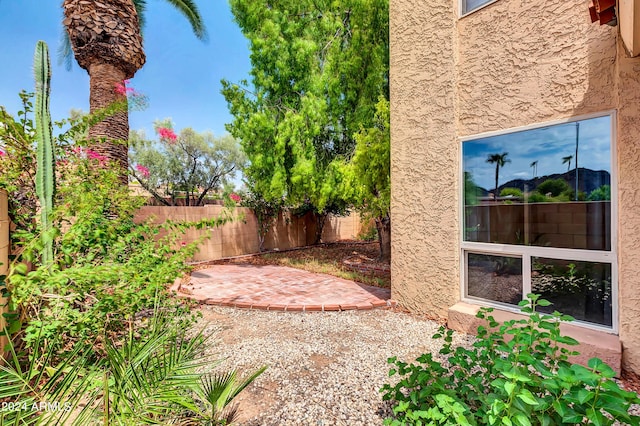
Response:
[135,206,366,262]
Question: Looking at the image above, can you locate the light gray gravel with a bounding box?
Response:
[194,306,640,425]
[194,306,470,425]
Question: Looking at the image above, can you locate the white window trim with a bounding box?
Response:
[459,0,499,18]
[458,111,618,333]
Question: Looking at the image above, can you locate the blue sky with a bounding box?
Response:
[463,115,612,190]
[0,0,251,138]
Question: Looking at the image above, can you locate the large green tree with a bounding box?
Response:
[222,0,389,244]
[345,98,390,261]
[61,0,206,182]
[129,121,244,206]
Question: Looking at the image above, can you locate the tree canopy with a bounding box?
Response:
[222,0,389,223]
[129,120,245,206]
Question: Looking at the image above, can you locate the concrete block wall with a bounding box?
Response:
[136,206,364,262]
[465,201,611,250]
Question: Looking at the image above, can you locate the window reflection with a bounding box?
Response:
[532,258,612,326]
[467,253,522,304]
[463,116,611,251]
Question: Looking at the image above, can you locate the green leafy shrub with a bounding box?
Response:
[536,179,570,197]
[240,186,285,252]
[527,192,549,203]
[6,153,227,352]
[588,185,611,201]
[500,187,523,198]
[381,294,640,425]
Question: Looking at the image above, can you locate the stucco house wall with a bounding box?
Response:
[390,0,640,372]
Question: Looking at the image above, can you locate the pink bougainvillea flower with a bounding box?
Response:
[136,164,150,178]
[85,149,108,165]
[115,79,134,96]
[229,193,241,203]
[157,127,178,143]
[0,150,5,157]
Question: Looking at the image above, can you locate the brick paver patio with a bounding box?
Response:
[174,264,395,311]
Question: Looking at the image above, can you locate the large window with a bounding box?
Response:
[461,114,616,329]
[461,0,496,15]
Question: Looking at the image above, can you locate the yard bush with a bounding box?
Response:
[500,187,523,198]
[536,179,570,197]
[381,294,640,425]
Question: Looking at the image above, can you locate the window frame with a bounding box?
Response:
[459,111,618,333]
[459,0,498,17]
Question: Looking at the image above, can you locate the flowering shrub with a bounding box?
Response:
[229,192,242,203]
[135,164,150,178]
[157,126,178,143]
[114,79,134,95]
[1,92,230,356]
[113,79,148,111]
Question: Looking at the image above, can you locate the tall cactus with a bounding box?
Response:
[34,41,55,265]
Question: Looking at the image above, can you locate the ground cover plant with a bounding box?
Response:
[381,294,640,425]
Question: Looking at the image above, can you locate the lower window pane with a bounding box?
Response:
[531,258,612,326]
[467,253,523,305]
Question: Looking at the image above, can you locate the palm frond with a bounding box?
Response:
[163,0,208,41]
[198,365,267,422]
[57,28,73,71]
[133,0,148,33]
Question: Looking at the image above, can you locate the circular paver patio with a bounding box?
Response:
[174,264,394,311]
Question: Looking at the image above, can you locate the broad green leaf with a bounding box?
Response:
[516,389,539,406]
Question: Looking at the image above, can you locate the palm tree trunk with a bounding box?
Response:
[88,63,130,184]
[494,164,500,201]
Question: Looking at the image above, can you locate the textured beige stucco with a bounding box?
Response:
[616,39,640,373]
[390,0,460,317]
[391,0,640,372]
[457,0,617,134]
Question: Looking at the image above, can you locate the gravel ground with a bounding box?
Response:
[194,306,640,426]
[194,306,463,425]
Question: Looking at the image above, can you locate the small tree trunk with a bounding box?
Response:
[314,212,328,245]
[375,214,391,263]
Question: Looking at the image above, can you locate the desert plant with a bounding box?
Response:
[33,41,56,265]
[381,294,640,425]
[1,300,266,425]
[195,366,268,425]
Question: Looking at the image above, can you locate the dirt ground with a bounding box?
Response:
[195,241,391,288]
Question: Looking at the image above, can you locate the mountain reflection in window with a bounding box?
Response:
[463,116,612,251]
